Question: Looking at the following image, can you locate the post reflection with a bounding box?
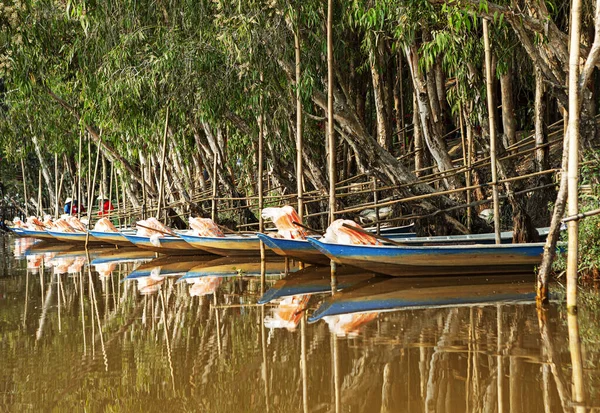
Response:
[3,246,600,412]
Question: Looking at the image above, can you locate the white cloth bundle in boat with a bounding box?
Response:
[322,219,379,245]
[26,216,46,231]
[65,216,87,232]
[53,218,77,233]
[261,205,306,239]
[189,217,224,237]
[93,217,118,232]
[136,217,176,247]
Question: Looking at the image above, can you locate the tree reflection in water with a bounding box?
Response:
[1,241,600,412]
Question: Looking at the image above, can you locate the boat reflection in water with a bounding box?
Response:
[2,246,595,413]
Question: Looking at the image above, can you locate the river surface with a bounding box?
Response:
[1,235,599,412]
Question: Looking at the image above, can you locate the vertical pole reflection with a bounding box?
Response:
[57,274,62,333]
[497,304,504,413]
[261,305,270,413]
[568,311,586,413]
[330,260,338,295]
[160,287,176,392]
[22,270,29,329]
[80,271,87,354]
[301,315,309,413]
[331,332,341,413]
[214,293,222,355]
[537,307,570,412]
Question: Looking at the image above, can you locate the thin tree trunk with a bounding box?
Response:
[500,67,517,149]
[370,35,391,151]
[483,19,502,244]
[31,135,57,209]
[534,68,548,171]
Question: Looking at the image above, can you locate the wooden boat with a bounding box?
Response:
[258,266,372,304]
[47,230,105,244]
[309,274,537,322]
[307,238,551,276]
[257,227,550,266]
[178,256,292,281]
[89,229,135,247]
[178,232,274,256]
[10,227,59,242]
[121,233,211,255]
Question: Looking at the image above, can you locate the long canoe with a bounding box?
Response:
[257,227,550,266]
[11,227,60,242]
[307,238,550,276]
[121,233,211,255]
[178,232,273,256]
[47,230,105,244]
[309,274,537,322]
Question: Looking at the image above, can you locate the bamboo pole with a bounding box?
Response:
[459,104,471,230]
[141,158,146,220]
[37,169,42,216]
[77,131,82,219]
[483,18,501,244]
[156,107,170,222]
[326,0,335,226]
[86,136,102,247]
[211,154,218,222]
[327,0,337,291]
[259,72,265,260]
[21,157,28,216]
[108,161,114,220]
[566,0,582,314]
[294,18,304,222]
[54,153,58,218]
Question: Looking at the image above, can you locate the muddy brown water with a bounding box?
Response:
[1,235,599,412]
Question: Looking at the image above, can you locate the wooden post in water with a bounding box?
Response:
[566,0,582,314]
[327,0,338,292]
[258,72,265,262]
[497,304,504,413]
[156,107,170,222]
[483,18,501,244]
[566,0,584,409]
[21,157,28,216]
[294,17,304,222]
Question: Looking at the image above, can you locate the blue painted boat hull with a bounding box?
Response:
[47,230,104,244]
[11,227,59,242]
[307,238,550,276]
[89,230,134,247]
